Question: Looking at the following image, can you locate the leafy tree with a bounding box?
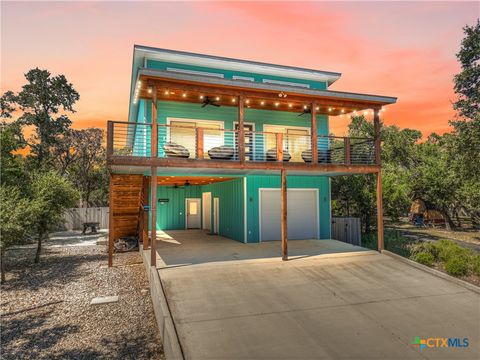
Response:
[53,128,108,206]
[453,19,479,119]
[0,186,38,283]
[7,68,79,167]
[0,122,28,188]
[30,171,80,263]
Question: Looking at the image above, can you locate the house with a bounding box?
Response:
[106,45,396,266]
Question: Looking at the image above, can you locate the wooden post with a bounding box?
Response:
[108,174,114,267]
[344,137,351,165]
[238,95,245,162]
[281,169,288,261]
[276,133,284,162]
[373,108,381,166]
[107,121,114,157]
[142,176,149,250]
[151,85,158,158]
[196,127,204,159]
[311,103,318,164]
[150,167,157,266]
[373,108,384,251]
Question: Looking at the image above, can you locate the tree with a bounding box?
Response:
[30,171,80,263]
[0,187,38,282]
[453,20,479,120]
[53,128,109,206]
[9,68,79,167]
[0,122,28,188]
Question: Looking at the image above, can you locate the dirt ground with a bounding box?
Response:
[388,218,480,252]
[0,232,164,360]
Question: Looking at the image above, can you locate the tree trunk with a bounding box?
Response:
[1,249,6,284]
[442,208,455,231]
[35,233,44,264]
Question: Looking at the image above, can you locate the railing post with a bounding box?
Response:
[373,108,381,166]
[151,85,158,158]
[311,102,318,164]
[344,137,351,165]
[196,127,204,159]
[238,95,245,163]
[276,133,283,162]
[107,121,114,157]
[108,174,114,267]
[281,168,288,261]
[150,167,157,267]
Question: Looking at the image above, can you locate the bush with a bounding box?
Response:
[410,241,439,260]
[444,256,469,277]
[411,252,435,267]
[436,240,470,263]
[472,255,480,276]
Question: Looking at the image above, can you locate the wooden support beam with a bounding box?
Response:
[142,176,149,250]
[373,108,381,165]
[107,121,114,157]
[196,127,204,159]
[344,137,351,165]
[376,170,384,251]
[281,169,288,261]
[108,174,114,267]
[276,133,284,162]
[311,102,318,164]
[238,95,245,163]
[150,167,157,266]
[151,85,158,158]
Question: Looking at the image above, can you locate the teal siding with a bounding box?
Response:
[146,59,327,90]
[202,178,244,242]
[245,175,331,243]
[150,178,245,243]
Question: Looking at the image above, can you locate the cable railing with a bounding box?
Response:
[107,121,377,165]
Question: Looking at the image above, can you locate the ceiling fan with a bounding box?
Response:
[298,107,311,116]
[201,96,221,108]
[169,180,191,189]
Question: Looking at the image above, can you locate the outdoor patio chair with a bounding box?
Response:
[163,142,190,158]
[265,148,291,162]
[301,149,331,163]
[208,145,235,160]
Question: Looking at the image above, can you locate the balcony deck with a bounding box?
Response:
[107,121,379,176]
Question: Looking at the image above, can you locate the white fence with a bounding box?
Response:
[331,217,361,246]
[62,207,109,230]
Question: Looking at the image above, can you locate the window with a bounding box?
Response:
[169,120,223,158]
[264,125,310,162]
[189,201,198,215]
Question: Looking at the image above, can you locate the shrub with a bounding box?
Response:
[410,241,439,260]
[472,255,480,276]
[444,256,469,277]
[436,240,470,263]
[411,252,435,267]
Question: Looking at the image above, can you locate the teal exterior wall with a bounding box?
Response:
[245,175,331,243]
[145,59,328,90]
[150,178,245,243]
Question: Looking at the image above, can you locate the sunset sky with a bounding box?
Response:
[2,1,478,136]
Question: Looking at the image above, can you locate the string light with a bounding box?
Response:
[148,88,152,94]
[328,108,332,112]
[164,90,169,95]
[200,95,204,99]
[215,96,220,101]
[288,103,293,108]
[275,102,279,107]
[182,93,187,98]
[315,106,319,111]
[246,99,250,104]
[341,109,345,113]
[303,105,308,109]
[231,98,236,103]
[260,101,265,106]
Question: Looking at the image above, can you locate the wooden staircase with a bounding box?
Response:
[110,174,144,240]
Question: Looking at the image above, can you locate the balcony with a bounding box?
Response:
[107,121,379,173]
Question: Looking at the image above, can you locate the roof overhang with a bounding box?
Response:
[132,68,396,117]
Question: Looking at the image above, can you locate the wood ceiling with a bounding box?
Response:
[137,75,386,116]
[157,176,235,186]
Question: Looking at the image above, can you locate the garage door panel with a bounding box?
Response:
[260,189,318,241]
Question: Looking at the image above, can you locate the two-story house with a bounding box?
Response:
[106,45,396,266]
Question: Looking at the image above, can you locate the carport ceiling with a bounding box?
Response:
[157,176,235,186]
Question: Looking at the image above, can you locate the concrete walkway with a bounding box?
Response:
[155,230,480,359]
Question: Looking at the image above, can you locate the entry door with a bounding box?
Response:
[202,192,212,231]
[186,199,201,229]
[260,189,318,241]
[235,123,254,161]
[213,198,220,234]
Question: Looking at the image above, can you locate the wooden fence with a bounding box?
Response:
[62,207,109,230]
[331,217,361,246]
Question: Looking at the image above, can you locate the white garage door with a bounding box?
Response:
[260,189,318,241]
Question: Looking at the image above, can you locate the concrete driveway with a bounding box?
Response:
[155,230,480,359]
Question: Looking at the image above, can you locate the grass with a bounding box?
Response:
[362,230,480,281]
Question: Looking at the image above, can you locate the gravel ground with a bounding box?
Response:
[1,236,164,360]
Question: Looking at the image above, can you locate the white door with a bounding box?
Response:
[202,192,212,231]
[213,198,220,234]
[186,199,201,229]
[260,189,318,241]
